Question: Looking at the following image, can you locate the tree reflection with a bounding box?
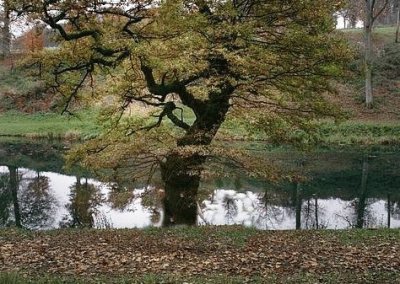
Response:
[340,156,378,229]
[386,194,400,228]
[302,196,327,229]
[9,166,22,227]
[0,167,57,229]
[60,177,104,228]
[223,195,238,224]
[0,172,12,226]
[21,171,57,229]
[160,154,202,226]
[258,188,286,229]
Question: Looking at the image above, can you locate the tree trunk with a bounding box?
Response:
[8,166,22,228]
[159,87,231,226]
[387,193,391,228]
[365,0,374,108]
[314,197,319,229]
[1,0,11,59]
[396,4,400,43]
[160,154,205,226]
[295,183,302,230]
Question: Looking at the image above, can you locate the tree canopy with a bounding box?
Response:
[12,0,351,180]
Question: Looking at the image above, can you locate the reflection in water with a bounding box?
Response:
[1,140,400,230]
[60,177,104,228]
[160,154,204,226]
[0,167,57,229]
[302,196,327,229]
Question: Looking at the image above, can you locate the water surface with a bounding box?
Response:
[0,139,399,230]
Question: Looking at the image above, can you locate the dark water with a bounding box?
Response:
[0,138,399,230]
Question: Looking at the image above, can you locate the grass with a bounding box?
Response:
[1,272,398,284]
[339,26,398,45]
[0,272,264,284]
[319,120,400,146]
[0,110,100,140]
[323,228,400,246]
[0,109,399,146]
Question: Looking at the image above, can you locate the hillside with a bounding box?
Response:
[334,27,400,122]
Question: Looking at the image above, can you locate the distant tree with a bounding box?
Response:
[0,0,11,58]
[396,0,400,42]
[364,0,389,108]
[14,0,351,226]
[341,0,364,28]
[21,25,45,52]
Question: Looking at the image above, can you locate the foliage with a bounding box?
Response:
[11,0,352,179]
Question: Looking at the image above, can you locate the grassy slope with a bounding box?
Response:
[0,227,399,283]
[335,27,400,122]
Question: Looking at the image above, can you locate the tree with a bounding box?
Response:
[396,0,400,43]
[15,0,350,226]
[0,0,11,58]
[21,25,45,52]
[364,0,389,108]
[341,0,364,28]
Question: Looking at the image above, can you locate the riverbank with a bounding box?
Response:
[0,111,99,140]
[0,226,399,283]
[1,110,400,147]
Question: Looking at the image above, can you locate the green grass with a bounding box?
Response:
[0,110,100,140]
[319,120,400,147]
[323,228,400,246]
[0,269,398,284]
[339,26,398,44]
[1,110,399,146]
[0,272,264,284]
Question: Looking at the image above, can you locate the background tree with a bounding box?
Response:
[396,0,400,42]
[15,0,351,226]
[341,0,364,28]
[364,0,389,108]
[0,0,11,59]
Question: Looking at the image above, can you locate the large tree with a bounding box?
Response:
[14,0,350,226]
